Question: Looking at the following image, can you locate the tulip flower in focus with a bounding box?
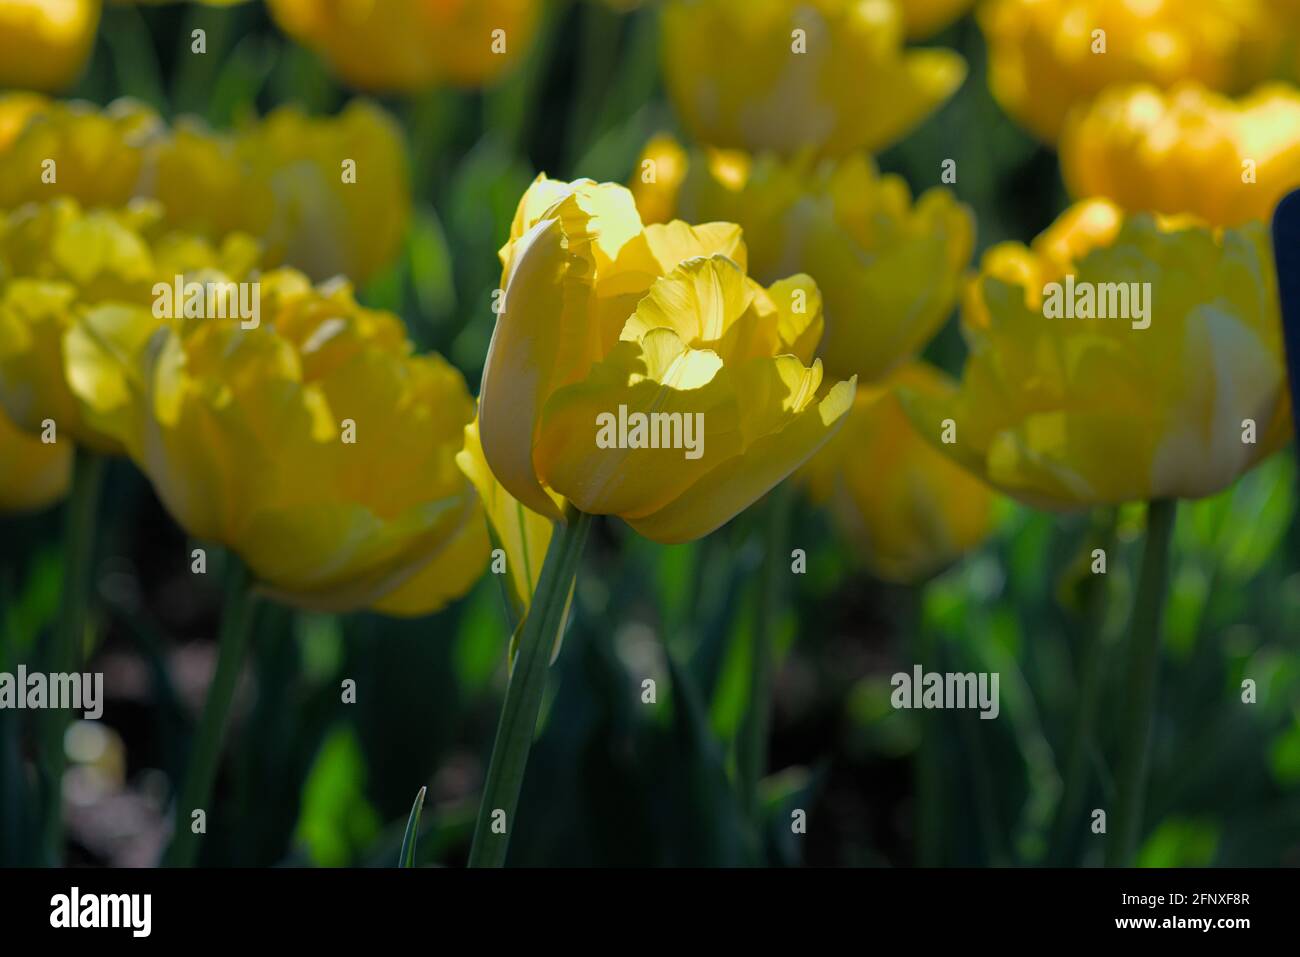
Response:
[661,0,966,158]
[0,97,409,284]
[1061,82,1300,228]
[903,200,1290,509]
[268,0,540,91]
[0,199,261,454]
[478,176,856,544]
[0,0,100,93]
[802,362,994,583]
[65,269,489,615]
[0,403,71,513]
[631,138,975,384]
[979,0,1277,142]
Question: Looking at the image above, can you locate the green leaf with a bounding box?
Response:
[399,786,426,868]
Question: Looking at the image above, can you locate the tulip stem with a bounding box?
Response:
[738,482,795,845]
[41,448,105,866]
[1048,507,1117,865]
[468,505,592,868]
[1105,499,1176,868]
[163,559,258,868]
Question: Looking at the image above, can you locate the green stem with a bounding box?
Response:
[1048,507,1117,865]
[163,560,258,868]
[737,483,794,837]
[1105,499,1177,867]
[915,591,942,867]
[41,448,104,866]
[468,506,592,868]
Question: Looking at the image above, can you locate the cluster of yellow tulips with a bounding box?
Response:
[0,0,1295,869]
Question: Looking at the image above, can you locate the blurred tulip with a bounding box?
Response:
[267,0,540,91]
[903,200,1290,509]
[457,415,554,618]
[0,96,160,212]
[898,0,973,40]
[802,362,994,583]
[65,268,488,615]
[0,0,100,93]
[0,97,409,284]
[478,175,856,543]
[153,101,411,284]
[661,0,965,158]
[0,199,260,454]
[629,133,689,228]
[0,92,50,151]
[631,137,974,383]
[980,0,1278,142]
[1061,82,1300,228]
[0,402,71,512]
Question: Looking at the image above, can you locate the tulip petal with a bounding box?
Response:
[479,215,585,522]
[456,415,555,614]
[534,329,744,518]
[627,375,856,543]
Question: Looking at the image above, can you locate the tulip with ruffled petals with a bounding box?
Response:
[477,176,856,543]
[661,0,965,158]
[65,268,489,615]
[903,200,1289,509]
[0,97,409,284]
[268,0,540,91]
[632,139,975,384]
[1061,82,1300,228]
[0,199,261,454]
[980,0,1276,142]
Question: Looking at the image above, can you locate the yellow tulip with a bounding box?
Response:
[629,133,689,228]
[979,0,1277,142]
[631,138,974,383]
[660,0,965,158]
[0,199,261,453]
[0,0,100,93]
[478,176,856,544]
[0,97,161,212]
[903,200,1290,509]
[154,101,411,284]
[0,97,408,284]
[1061,82,1300,228]
[0,402,70,513]
[457,415,554,616]
[802,362,994,583]
[899,0,974,40]
[64,268,489,615]
[267,0,540,91]
[0,92,50,152]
